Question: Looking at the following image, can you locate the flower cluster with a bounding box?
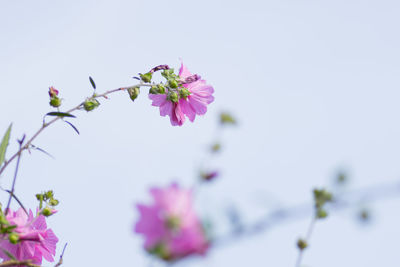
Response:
[148,63,215,126]
[0,208,58,265]
[134,184,209,261]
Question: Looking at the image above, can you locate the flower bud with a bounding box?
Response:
[168,79,178,89]
[149,86,158,94]
[220,112,236,125]
[48,86,59,97]
[49,97,62,108]
[297,238,308,250]
[128,86,140,102]
[165,216,181,230]
[140,72,153,83]
[316,208,328,219]
[9,232,19,244]
[179,88,191,99]
[201,171,219,181]
[167,92,178,103]
[150,65,170,73]
[83,98,100,111]
[41,206,57,217]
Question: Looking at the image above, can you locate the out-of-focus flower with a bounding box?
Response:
[134,184,209,261]
[0,208,58,265]
[149,63,214,126]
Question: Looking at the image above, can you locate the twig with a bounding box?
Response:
[0,84,151,178]
[214,181,400,247]
[0,260,40,267]
[5,135,25,215]
[54,243,68,267]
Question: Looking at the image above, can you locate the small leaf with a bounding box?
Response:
[64,121,80,135]
[1,248,16,260]
[89,76,96,89]
[46,112,76,118]
[30,144,55,159]
[0,124,12,167]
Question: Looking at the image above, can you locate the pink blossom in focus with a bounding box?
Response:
[0,208,58,265]
[149,63,214,126]
[134,184,209,261]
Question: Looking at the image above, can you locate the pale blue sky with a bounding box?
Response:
[1,0,400,266]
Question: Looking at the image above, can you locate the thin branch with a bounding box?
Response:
[54,243,68,267]
[214,181,400,247]
[295,218,316,267]
[0,83,152,177]
[5,135,25,215]
[0,260,40,267]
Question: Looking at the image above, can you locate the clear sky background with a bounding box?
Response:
[1,0,400,266]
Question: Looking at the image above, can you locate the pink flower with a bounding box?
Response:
[0,208,58,265]
[134,184,209,261]
[149,63,214,126]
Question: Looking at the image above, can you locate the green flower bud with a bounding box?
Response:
[150,243,171,260]
[41,206,53,217]
[220,112,236,125]
[49,198,59,206]
[297,238,308,250]
[161,69,175,79]
[165,216,181,230]
[316,208,328,219]
[83,98,100,111]
[127,86,140,102]
[167,91,178,103]
[149,86,158,94]
[9,232,19,244]
[168,79,178,89]
[49,97,62,108]
[157,84,166,94]
[179,88,191,99]
[45,190,54,199]
[140,72,153,83]
[211,142,221,152]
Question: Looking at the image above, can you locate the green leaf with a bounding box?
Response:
[89,76,96,89]
[1,248,16,260]
[0,124,12,167]
[46,112,76,118]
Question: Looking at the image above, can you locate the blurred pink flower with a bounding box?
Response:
[0,208,58,265]
[134,184,209,261]
[149,63,214,126]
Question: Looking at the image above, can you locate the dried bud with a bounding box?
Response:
[201,171,219,181]
[150,64,170,73]
[128,86,140,101]
[48,86,59,97]
[181,74,201,84]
